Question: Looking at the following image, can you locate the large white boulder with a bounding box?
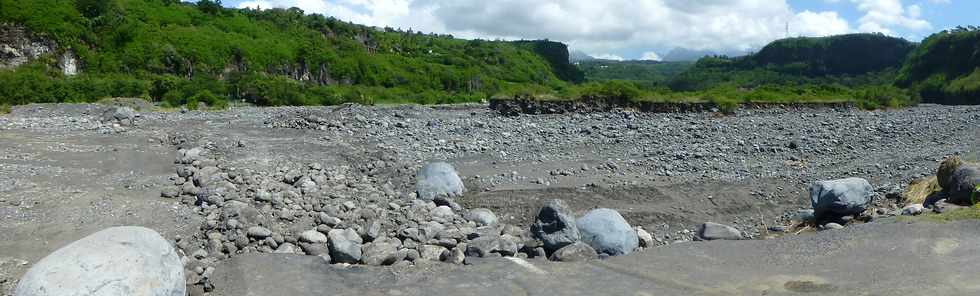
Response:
[15,226,185,296]
[415,162,465,200]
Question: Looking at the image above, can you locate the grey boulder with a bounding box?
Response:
[698,222,743,240]
[946,164,980,205]
[361,240,401,266]
[466,208,498,226]
[15,226,184,296]
[810,178,873,219]
[530,199,581,253]
[576,208,638,256]
[549,241,597,262]
[416,162,466,200]
[328,228,363,264]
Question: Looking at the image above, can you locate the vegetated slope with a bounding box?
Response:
[670,33,916,91]
[0,0,582,107]
[577,60,693,87]
[896,27,980,104]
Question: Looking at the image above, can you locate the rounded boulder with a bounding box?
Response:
[575,208,638,256]
[15,226,184,296]
[809,177,873,219]
[415,162,465,200]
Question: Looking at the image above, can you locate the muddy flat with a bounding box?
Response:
[209,219,980,296]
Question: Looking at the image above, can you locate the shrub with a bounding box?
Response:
[188,90,228,110]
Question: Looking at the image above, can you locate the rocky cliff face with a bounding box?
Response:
[0,23,78,76]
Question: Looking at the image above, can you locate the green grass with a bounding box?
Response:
[0,104,11,114]
[899,199,980,223]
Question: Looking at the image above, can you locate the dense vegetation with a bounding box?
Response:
[0,0,581,107]
[577,60,693,88]
[0,1,973,110]
[669,34,915,91]
[521,34,917,109]
[896,26,980,104]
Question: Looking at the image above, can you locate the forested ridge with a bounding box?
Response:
[896,26,980,104]
[0,0,581,107]
[0,0,977,109]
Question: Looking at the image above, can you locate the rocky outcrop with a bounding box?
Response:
[0,23,77,76]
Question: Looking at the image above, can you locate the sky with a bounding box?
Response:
[220,0,977,61]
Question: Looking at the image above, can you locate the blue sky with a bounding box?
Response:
[220,0,977,60]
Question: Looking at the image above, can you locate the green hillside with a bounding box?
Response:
[577,60,693,88]
[0,0,581,107]
[896,27,980,104]
[669,33,916,91]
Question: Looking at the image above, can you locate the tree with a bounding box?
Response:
[197,0,222,15]
[75,0,112,18]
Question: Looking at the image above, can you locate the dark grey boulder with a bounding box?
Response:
[576,208,638,256]
[415,162,465,200]
[810,178,873,219]
[530,199,580,253]
[946,164,980,205]
[15,226,184,296]
[101,107,137,126]
[698,222,743,240]
[549,242,597,262]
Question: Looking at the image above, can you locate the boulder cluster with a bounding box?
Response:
[900,156,980,216]
[154,144,655,291]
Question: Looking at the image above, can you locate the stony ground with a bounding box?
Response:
[0,102,977,294]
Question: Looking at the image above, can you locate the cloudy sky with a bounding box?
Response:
[221,0,975,60]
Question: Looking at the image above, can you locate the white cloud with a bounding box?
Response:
[232,0,861,59]
[640,51,661,61]
[592,54,624,61]
[792,11,852,37]
[850,0,931,35]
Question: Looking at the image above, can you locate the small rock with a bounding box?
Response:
[431,206,455,221]
[299,229,329,244]
[466,208,498,226]
[246,226,272,239]
[420,245,449,261]
[901,204,925,216]
[698,222,744,241]
[274,243,300,254]
[161,187,180,199]
[822,223,845,230]
[549,242,597,262]
[635,227,654,248]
